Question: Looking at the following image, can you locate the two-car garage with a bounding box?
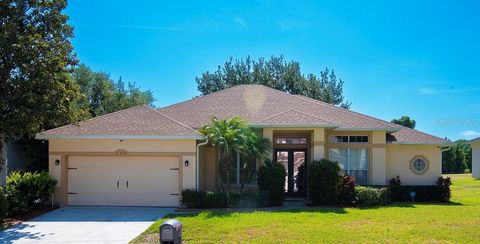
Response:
[36,105,200,207]
[67,156,180,207]
[45,137,198,207]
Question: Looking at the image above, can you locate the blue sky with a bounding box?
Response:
[65,0,480,141]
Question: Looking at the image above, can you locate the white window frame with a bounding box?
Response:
[329,148,369,185]
[329,135,369,144]
[232,152,258,186]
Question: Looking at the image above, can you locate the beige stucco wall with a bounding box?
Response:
[312,128,325,160]
[472,142,480,178]
[386,144,441,185]
[48,139,197,206]
[371,148,387,185]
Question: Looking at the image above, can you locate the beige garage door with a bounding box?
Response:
[68,156,179,207]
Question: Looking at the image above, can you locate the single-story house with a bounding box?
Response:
[36,85,450,207]
[471,137,480,178]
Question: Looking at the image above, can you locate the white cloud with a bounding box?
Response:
[233,17,246,27]
[461,130,480,137]
[417,86,480,96]
[418,87,438,95]
[277,20,305,30]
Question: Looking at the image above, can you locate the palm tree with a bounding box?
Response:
[199,117,251,192]
[240,135,271,191]
[199,117,271,192]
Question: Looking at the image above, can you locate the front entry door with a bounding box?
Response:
[275,149,307,197]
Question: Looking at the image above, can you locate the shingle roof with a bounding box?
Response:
[38,85,448,144]
[37,105,201,139]
[158,84,448,144]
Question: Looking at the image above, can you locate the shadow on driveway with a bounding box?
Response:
[0,206,173,243]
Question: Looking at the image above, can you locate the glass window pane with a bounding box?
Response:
[349,149,368,170]
[276,151,289,192]
[274,137,307,144]
[329,149,348,170]
[330,136,348,143]
[239,156,257,185]
[349,170,368,185]
[362,136,369,143]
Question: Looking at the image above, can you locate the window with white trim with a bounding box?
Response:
[221,153,258,186]
[329,148,369,185]
[274,136,308,145]
[329,135,369,143]
[409,156,429,175]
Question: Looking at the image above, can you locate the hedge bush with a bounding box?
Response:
[181,190,269,208]
[308,159,341,205]
[258,160,286,206]
[388,185,444,202]
[6,171,57,216]
[181,190,228,208]
[338,175,356,206]
[437,176,452,201]
[355,186,390,207]
[230,191,269,208]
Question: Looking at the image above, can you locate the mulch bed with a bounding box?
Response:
[2,205,58,230]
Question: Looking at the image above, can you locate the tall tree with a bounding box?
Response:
[20,64,156,172]
[442,140,472,174]
[196,56,351,108]
[391,116,417,129]
[0,0,83,182]
[73,64,155,117]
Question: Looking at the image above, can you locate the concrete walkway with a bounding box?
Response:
[0,206,173,244]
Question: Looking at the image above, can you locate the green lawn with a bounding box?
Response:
[131,174,480,243]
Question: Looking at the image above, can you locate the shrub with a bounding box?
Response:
[388,185,445,202]
[308,159,340,205]
[437,176,452,201]
[389,176,402,186]
[355,186,390,207]
[181,190,228,208]
[6,171,57,216]
[337,175,356,206]
[230,191,269,208]
[0,187,7,222]
[181,190,269,209]
[258,160,286,206]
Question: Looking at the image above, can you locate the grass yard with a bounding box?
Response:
[131,174,480,243]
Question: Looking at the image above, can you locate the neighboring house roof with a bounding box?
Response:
[159,84,448,144]
[37,84,448,144]
[36,105,201,140]
[470,137,480,143]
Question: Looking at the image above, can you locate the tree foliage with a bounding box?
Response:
[442,140,472,174]
[196,56,351,108]
[73,64,155,118]
[0,0,83,179]
[391,115,416,129]
[0,0,83,138]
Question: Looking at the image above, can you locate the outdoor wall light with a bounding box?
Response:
[54,159,60,166]
[184,160,189,167]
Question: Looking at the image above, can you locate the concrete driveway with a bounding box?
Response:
[0,206,173,243]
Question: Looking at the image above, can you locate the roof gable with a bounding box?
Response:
[37,105,200,139]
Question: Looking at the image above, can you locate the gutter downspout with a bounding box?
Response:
[196,139,208,191]
[440,146,451,152]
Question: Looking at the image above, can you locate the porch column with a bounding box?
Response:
[313,128,325,160]
[263,128,273,160]
[371,132,387,185]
